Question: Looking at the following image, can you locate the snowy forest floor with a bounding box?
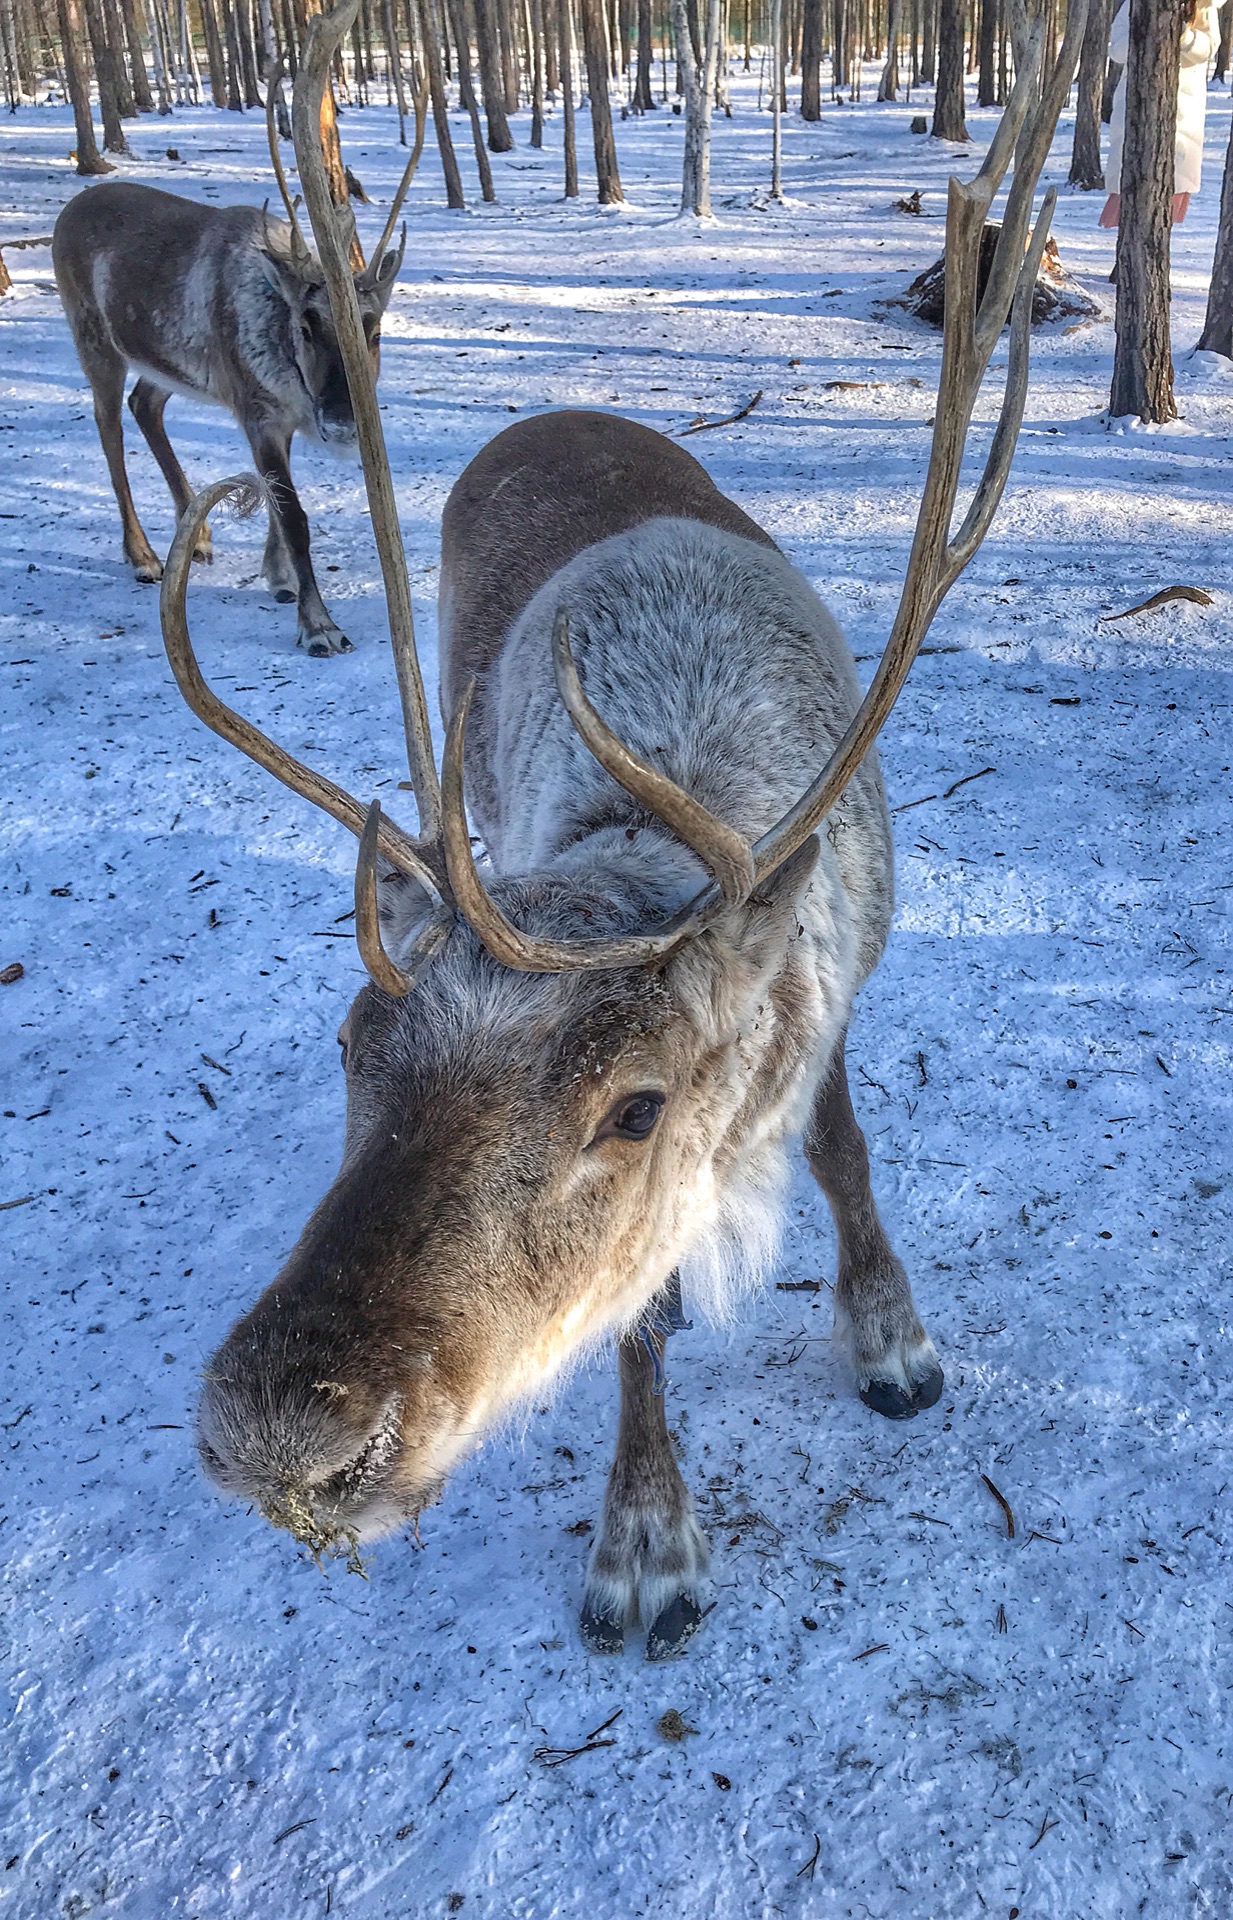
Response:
[2,65,1232,1920]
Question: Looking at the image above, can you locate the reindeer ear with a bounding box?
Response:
[379,868,437,959]
[256,247,300,306]
[333,199,359,260]
[714,835,820,972]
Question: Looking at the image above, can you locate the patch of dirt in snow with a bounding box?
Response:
[1,71,1231,1920]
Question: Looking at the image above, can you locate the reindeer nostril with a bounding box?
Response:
[304,1392,404,1504]
[197,1367,403,1513]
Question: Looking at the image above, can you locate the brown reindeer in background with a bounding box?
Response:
[52,88,424,656]
[159,0,1082,1657]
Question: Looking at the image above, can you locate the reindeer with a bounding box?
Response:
[158,1,1082,1656]
[52,180,404,656]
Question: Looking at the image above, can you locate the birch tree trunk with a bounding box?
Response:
[673,0,717,214]
[1109,0,1181,421]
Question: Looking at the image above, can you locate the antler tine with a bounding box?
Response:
[355,801,453,994]
[943,187,1056,587]
[264,55,313,260]
[293,0,445,861]
[741,17,1080,888]
[159,477,440,892]
[975,0,1088,361]
[366,70,430,274]
[552,610,756,908]
[441,683,710,972]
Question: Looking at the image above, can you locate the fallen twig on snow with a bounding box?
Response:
[678,391,763,436]
[1100,585,1212,622]
[981,1474,1016,1539]
[943,765,996,799]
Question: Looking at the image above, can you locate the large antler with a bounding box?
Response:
[363,69,430,278]
[293,0,442,859]
[163,2,1084,991]
[159,478,442,896]
[439,3,1087,972]
[263,56,314,267]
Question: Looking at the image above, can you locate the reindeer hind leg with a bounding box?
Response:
[80,345,162,582]
[806,1033,944,1419]
[128,379,210,563]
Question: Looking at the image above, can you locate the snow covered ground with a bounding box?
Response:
[2,61,1232,1920]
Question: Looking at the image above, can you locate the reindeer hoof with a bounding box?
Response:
[860,1363,944,1420]
[579,1603,625,1655]
[646,1593,705,1661]
[133,558,163,584]
[273,587,296,604]
[303,631,354,658]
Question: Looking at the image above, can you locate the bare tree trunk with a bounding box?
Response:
[579,0,623,200]
[57,0,112,167]
[419,0,467,202]
[800,0,820,113]
[118,0,154,107]
[770,0,783,195]
[500,0,519,106]
[1215,0,1230,81]
[147,0,174,107]
[237,0,262,101]
[199,0,228,101]
[632,0,652,103]
[529,0,545,139]
[674,0,717,212]
[1110,0,1180,421]
[474,0,514,146]
[976,0,996,105]
[447,0,497,193]
[380,0,408,137]
[1069,0,1108,189]
[104,0,136,111]
[1197,95,1233,355]
[931,0,965,138]
[83,0,131,147]
[919,0,934,80]
[558,0,578,192]
[877,0,899,95]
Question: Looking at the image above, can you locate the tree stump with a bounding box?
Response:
[895,223,1103,329]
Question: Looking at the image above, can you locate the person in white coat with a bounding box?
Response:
[1100,0,1218,228]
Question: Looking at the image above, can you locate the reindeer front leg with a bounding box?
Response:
[580,1277,710,1661]
[246,425,351,656]
[806,1033,944,1418]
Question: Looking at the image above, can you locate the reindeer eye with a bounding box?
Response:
[596,1092,664,1143]
[337,1028,350,1071]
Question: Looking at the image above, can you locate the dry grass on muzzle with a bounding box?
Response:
[262,1488,371,1579]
